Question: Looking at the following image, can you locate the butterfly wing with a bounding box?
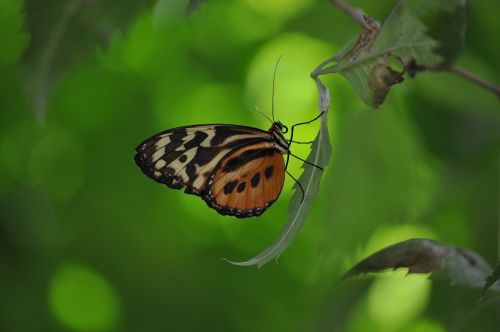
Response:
[135,124,272,196]
[203,142,285,218]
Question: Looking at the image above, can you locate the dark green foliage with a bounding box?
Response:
[315,0,468,107]
[407,0,467,65]
[21,0,156,119]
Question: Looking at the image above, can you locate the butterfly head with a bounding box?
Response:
[270,121,290,153]
[275,121,288,134]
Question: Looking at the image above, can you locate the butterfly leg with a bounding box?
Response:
[287,111,325,145]
[285,169,305,203]
[286,111,325,171]
[288,152,324,171]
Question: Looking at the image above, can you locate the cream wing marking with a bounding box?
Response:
[155,159,166,170]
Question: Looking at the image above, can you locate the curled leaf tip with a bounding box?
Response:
[343,238,498,291]
[369,63,404,107]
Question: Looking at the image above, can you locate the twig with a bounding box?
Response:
[449,65,500,99]
[328,0,500,101]
[329,0,367,28]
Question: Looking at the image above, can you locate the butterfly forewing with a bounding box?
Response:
[204,142,285,217]
[135,124,274,197]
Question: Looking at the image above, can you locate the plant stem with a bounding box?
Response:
[449,65,500,99]
[329,0,367,28]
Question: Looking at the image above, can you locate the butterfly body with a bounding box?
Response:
[135,122,289,218]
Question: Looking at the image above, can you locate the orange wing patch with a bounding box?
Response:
[204,144,285,218]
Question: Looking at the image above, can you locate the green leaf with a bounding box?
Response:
[343,238,499,291]
[482,263,500,297]
[225,78,332,267]
[317,0,467,107]
[406,0,467,65]
[22,0,156,121]
[0,0,30,64]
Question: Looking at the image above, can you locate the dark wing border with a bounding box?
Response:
[134,152,204,195]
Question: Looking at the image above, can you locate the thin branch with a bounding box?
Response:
[449,65,500,99]
[328,0,500,101]
[329,0,368,28]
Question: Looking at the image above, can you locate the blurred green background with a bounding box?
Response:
[1,0,499,331]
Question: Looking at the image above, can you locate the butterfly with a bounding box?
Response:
[134,114,323,218]
[134,58,324,218]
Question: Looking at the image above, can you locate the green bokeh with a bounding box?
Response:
[367,272,430,331]
[49,263,120,331]
[0,0,30,64]
[1,0,500,331]
[28,128,86,201]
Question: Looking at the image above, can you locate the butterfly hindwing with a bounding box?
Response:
[135,124,272,196]
[203,142,285,218]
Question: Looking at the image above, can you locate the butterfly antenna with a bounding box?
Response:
[286,170,305,203]
[254,105,273,125]
[272,55,284,122]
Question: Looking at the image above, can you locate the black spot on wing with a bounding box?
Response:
[164,167,175,176]
[184,131,208,149]
[237,181,246,193]
[179,155,187,163]
[265,166,274,179]
[223,180,238,195]
[251,172,260,188]
[222,149,274,173]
